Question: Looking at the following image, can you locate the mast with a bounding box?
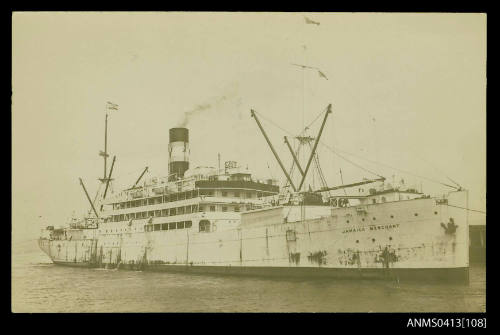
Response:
[100,155,116,211]
[251,109,297,192]
[99,113,110,183]
[132,167,149,188]
[80,178,99,218]
[284,136,305,177]
[104,113,108,179]
[297,104,332,191]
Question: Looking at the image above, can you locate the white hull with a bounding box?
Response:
[39,191,469,282]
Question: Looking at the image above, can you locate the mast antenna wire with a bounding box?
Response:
[319,141,460,190]
[253,110,459,190]
[408,145,465,190]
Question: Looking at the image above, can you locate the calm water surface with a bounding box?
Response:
[12,240,486,313]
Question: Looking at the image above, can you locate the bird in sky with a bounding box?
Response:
[318,70,329,80]
[304,16,320,25]
[291,63,329,81]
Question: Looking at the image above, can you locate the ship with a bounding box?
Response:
[38,103,469,283]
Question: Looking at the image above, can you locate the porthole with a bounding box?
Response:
[390,215,394,219]
[372,238,376,243]
[362,218,365,221]
[414,213,418,216]
[372,217,376,221]
[389,237,393,241]
[434,211,438,215]
[356,240,359,243]
[346,220,350,223]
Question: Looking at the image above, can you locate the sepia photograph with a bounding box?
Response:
[12,12,486,314]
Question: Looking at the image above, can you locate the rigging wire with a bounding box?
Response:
[307,140,329,194]
[253,109,459,190]
[299,108,326,136]
[446,204,486,214]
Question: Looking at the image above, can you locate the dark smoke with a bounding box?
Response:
[178,103,212,127]
[177,84,239,127]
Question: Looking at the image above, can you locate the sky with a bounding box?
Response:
[12,12,486,242]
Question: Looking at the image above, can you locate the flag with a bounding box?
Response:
[304,16,320,25]
[106,101,119,111]
[318,70,328,80]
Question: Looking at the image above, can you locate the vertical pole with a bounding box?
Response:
[297,105,332,191]
[104,113,108,180]
[284,136,305,177]
[466,189,470,267]
[186,229,190,265]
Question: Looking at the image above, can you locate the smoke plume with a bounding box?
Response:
[177,84,239,127]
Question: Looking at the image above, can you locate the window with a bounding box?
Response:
[170,208,177,216]
[154,224,161,231]
[155,210,161,217]
[210,205,216,212]
[199,220,210,232]
[234,191,240,197]
[119,214,124,221]
[177,207,185,215]
[185,221,192,229]
[141,212,147,218]
[185,206,192,214]
[162,223,169,230]
[222,206,228,212]
[222,191,228,197]
[246,192,252,198]
[148,198,154,205]
[177,221,185,229]
[148,211,155,217]
[169,222,177,230]
[381,197,386,203]
[162,209,169,217]
[234,206,240,212]
[372,199,377,204]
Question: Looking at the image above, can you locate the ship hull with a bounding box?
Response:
[39,191,470,283]
[128,263,469,283]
